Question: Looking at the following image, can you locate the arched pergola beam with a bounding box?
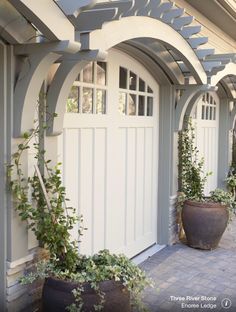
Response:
[81,16,207,84]
[174,85,214,131]
[127,38,184,85]
[117,42,174,85]
[46,50,107,136]
[14,41,81,137]
[185,87,218,121]
[210,63,236,87]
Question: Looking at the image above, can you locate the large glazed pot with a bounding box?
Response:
[42,277,131,312]
[182,200,229,250]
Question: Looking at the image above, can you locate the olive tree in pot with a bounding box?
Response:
[178,119,235,250]
[8,110,152,311]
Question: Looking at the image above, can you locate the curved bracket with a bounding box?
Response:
[46,50,107,136]
[14,50,60,137]
[211,63,236,86]
[175,86,203,131]
[174,84,214,131]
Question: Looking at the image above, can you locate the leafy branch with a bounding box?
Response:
[7,104,84,272]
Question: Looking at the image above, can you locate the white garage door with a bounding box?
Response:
[58,50,159,258]
[193,92,219,195]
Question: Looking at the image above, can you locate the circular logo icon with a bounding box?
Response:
[221,298,232,309]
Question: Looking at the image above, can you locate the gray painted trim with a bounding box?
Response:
[218,98,230,189]
[7,47,28,262]
[157,85,175,245]
[0,41,7,311]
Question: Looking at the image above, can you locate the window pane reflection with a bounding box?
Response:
[96,89,106,114]
[128,94,136,115]
[119,67,127,89]
[83,63,93,83]
[129,72,137,91]
[119,92,126,115]
[138,96,145,115]
[139,78,145,92]
[147,97,153,116]
[67,86,79,113]
[82,88,93,113]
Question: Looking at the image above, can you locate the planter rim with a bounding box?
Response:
[45,276,124,293]
[184,200,227,209]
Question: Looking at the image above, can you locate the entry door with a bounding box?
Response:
[193,92,219,195]
[59,49,159,258]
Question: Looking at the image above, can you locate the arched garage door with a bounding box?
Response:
[58,50,159,258]
[193,92,219,195]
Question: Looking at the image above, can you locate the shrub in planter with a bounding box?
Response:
[178,119,235,250]
[8,109,152,311]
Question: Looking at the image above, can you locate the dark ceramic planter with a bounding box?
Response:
[42,277,131,312]
[182,200,229,250]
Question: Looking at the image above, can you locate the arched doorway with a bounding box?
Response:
[58,49,159,257]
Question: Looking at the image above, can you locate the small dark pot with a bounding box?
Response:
[42,277,131,312]
[182,200,229,250]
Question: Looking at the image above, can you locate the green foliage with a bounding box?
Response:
[178,118,235,215]
[226,165,236,201]
[178,118,209,201]
[8,106,152,311]
[19,250,153,311]
[7,110,83,272]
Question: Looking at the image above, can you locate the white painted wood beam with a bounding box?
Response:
[211,63,236,86]
[9,0,75,41]
[83,16,207,84]
[14,40,81,55]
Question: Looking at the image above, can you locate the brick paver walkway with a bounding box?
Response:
[140,217,236,312]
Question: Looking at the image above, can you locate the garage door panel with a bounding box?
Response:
[126,128,136,245]
[135,128,145,240]
[62,50,159,258]
[80,128,94,255]
[93,128,107,253]
[144,127,154,234]
[63,129,79,242]
[107,128,126,252]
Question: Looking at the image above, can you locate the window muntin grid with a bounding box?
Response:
[201,93,217,121]
[66,61,107,114]
[118,67,154,116]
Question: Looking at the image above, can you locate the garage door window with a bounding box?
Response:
[67,62,107,114]
[201,92,216,121]
[118,67,154,116]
